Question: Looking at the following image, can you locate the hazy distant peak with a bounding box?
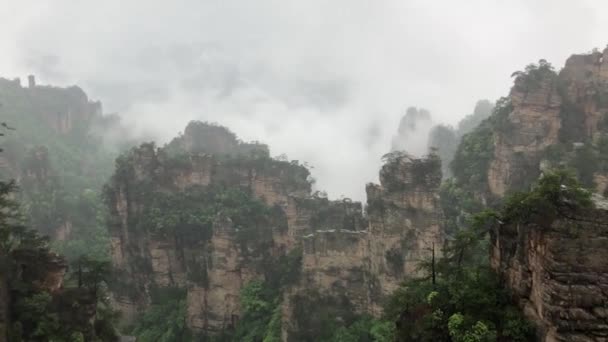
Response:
[391,107,434,156]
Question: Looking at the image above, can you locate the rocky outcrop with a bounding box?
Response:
[107,123,445,339]
[559,48,608,138]
[279,153,444,339]
[167,121,270,158]
[106,124,313,333]
[490,205,608,341]
[299,230,372,311]
[367,153,444,304]
[487,48,608,197]
[186,218,261,333]
[487,70,562,196]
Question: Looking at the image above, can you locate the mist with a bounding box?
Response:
[1,0,607,200]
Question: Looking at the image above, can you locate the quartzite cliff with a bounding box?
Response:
[105,122,444,339]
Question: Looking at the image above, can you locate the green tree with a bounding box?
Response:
[72,255,112,297]
[388,171,591,341]
[132,299,191,342]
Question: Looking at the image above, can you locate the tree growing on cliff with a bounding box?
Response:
[511,59,556,92]
[1,124,119,341]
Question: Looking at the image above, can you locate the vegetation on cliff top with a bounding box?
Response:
[499,170,592,224]
[511,59,557,93]
[379,150,442,192]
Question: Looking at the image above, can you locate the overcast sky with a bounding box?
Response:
[1,0,607,200]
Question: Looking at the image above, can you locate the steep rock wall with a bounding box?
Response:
[280,153,444,339]
[487,75,562,196]
[106,125,314,333]
[485,48,608,197]
[107,123,445,339]
[367,153,444,303]
[490,206,608,341]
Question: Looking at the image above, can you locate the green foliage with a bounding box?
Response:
[297,195,362,231]
[50,189,111,262]
[387,239,532,341]
[329,316,395,342]
[12,292,59,339]
[0,182,48,254]
[439,179,484,235]
[288,290,394,342]
[490,97,514,134]
[380,151,441,192]
[130,287,190,341]
[129,183,285,254]
[450,119,494,190]
[500,170,592,224]
[0,80,118,266]
[369,320,395,342]
[511,59,557,92]
[212,245,302,341]
[540,141,606,192]
[69,255,112,296]
[291,289,357,341]
[448,314,496,342]
[232,281,279,342]
[262,305,282,342]
[221,154,312,193]
[1,126,118,341]
[132,299,191,342]
[388,171,593,341]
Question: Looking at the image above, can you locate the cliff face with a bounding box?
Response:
[487,48,608,197]
[487,74,562,196]
[107,122,444,339]
[276,153,445,340]
[490,205,608,341]
[367,153,444,302]
[106,122,313,332]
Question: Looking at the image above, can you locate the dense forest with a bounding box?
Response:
[2,43,608,342]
